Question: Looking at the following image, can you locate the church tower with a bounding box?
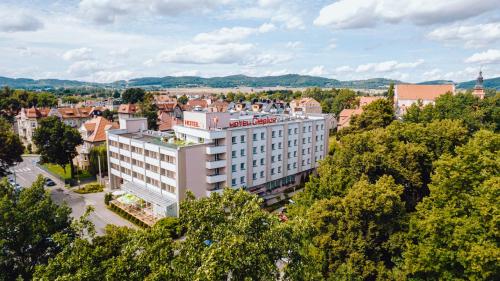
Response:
[473,70,485,99]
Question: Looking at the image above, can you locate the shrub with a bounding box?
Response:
[74,182,104,194]
[104,193,112,205]
[154,217,183,238]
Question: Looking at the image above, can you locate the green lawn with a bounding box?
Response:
[42,163,92,180]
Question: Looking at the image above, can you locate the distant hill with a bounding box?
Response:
[0,74,498,90]
[457,77,500,90]
[417,80,454,85]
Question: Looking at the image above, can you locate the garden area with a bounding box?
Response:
[74,182,104,194]
[41,163,94,183]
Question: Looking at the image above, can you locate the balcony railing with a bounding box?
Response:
[206,174,227,184]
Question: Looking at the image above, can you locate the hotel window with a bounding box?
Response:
[271,168,275,175]
[278,142,282,149]
[240,149,245,156]
[232,178,236,186]
[316,135,318,141]
[261,132,265,140]
[294,139,297,146]
[307,159,311,164]
[308,137,311,143]
[288,128,292,135]
[320,145,323,151]
[288,140,291,147]
[271,156,275,163]
[260,158,264,165]
[315,146,318,152]
[232,151,236,158]
[272,131,276,138]
[279,130,282,137]
[293,162,297,168]
[303,126,306,132]
[302,149,305,155]
[240,135,245,143]
[198,137,204,143]
[287,164,291,170]
[261,145,264,152]
[278,167,281,173]
[232,164,236,172]
[253,160,257,167]
[302,138,306,144]
[253,147,257,154]
[260,171,264,178]
[294,151,297,157]
[240,163,245,170]
[253,173,257,180]
[166,170,176,179]
[316,124,319,130]
[321,135,323,140]
[294,128,298,134]
[321,124,324,129]
[278,154,282,161]
[302,160,305,166]
[308,148,311,154]
[272,144,275,150]
[240,176,245,184]
[287,152,291,158]
[232,136,236,144]
[253,133,257,141]
[309,126,312,132]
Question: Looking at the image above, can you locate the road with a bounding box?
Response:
[10,155,134,235]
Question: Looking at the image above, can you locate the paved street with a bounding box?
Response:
[10,155,134,235]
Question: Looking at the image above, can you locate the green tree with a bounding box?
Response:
[293,176,407,280]
[121,88,146,104]
[340,98,394,135]
[403,130,500,280]
[177,94,189,105]
[387,82,395,100]
[0,176,73,280]
[33,116,83,179]
[296,119,469,212]
[101,109,115,122]
[88,145,107,176]
[0,117,24,177]
[140,92,159,130]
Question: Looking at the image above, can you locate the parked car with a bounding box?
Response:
[44,177,56,187]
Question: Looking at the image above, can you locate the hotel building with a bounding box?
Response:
[107,110,330,218]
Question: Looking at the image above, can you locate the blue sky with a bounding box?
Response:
[0,0,499,83]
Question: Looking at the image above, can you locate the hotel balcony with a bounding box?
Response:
[206,174,227,184]
[206,145,226,155]
[206,159,226,169]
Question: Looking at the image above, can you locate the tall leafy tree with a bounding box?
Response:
[121,88,145,104]
[0,117,24,177]
[0,176,73,280]
[177,94,189,105]
[140,92,159,130]
[88,145,107,176]
[403,130,500,280]
[32,116,83,179]
[340,98,395,135]
[292,176,407,280]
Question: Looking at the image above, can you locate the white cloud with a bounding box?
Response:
[428,22,500,48]
[355,59,424,73]
[465,49,500,64]
[258,0,282,8]
[157,42,291,66]
[79,0,231,24]
[170,70,201,77]
[193,23,275,44]
[0,6,44,32]
[62,47,93,61]
[158,43,253,64]
[422,68,442,79]
[334,66,353,73]
[67,60,104,77]
[302,65,327,76]
[93,70,134,82]
[223,2,304,30]
[314,0,500,29]
[286,41,301,49]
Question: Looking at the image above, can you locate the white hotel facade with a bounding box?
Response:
[107,110,330,218]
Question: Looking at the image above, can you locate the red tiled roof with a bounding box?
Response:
[83,117,119,143]
[186,99,208,108]
[25,107,50,118]
[396,84,454,101]
[118,104,139,114]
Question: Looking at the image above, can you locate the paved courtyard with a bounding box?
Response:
[10,155,134,235]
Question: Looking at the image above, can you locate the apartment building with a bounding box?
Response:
[107,110,330,218]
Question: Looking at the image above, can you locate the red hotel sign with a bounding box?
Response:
[229,116,278,128]
[184,120,200,128]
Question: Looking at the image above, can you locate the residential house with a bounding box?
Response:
[118,104,139,119]
[77,116,119,169]
[16,107,50,147]
[337,108,363,130]
[53,107,93,128]
[290,97,322,114]
[394,84,455,116]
